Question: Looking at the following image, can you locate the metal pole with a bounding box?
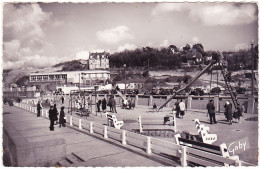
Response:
[124,64,126,95]
[251,43,255,114]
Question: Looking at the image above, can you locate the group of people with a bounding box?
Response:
[206,100,244,125]
[97,96,117,113]
[173,99,186,119]
[172,98,244,125]
[36,100,66,131]
[48,104,66,131]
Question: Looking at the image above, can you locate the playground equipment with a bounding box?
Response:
[194,119,217,144]
[158,52,240,112]
[105,113,124,129]
[68,90,93,116]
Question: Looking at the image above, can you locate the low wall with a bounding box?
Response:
[3,119,66,167]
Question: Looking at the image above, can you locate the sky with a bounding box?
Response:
[2,1,259,69]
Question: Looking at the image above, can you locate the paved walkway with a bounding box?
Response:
[3,105,168,167]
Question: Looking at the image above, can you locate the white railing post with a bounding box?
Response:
[90,122,93,133]
[138,115,143,133]
[146,136,152,154]
[174,114,177,132]
[104,126,108,139]
[235,160,241,167]
[122,130,126,145]
[70,116,73,126]
[181,146,187,167]
[46,110,48,118]
[29,106,32,112]
[79,119,82,129]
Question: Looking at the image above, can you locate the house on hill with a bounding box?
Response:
[89,52,109,70]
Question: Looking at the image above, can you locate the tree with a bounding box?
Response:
[183,44,191,51]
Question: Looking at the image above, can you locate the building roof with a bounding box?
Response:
[30,70,110,76]
[89,52,109,59]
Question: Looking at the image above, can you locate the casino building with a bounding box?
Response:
[29,70,110,85]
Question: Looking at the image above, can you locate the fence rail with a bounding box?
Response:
[13,102,246,167]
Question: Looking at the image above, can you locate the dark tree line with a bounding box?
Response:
[109,47,182,69]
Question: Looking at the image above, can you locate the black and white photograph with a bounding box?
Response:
[2,0,259,167]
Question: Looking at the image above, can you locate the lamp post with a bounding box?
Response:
[124,64,126,95]
[250,41,255,114]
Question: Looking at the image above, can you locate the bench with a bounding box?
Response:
[105,113,124,129]
[175,134,239,166]
[163,115,175,125]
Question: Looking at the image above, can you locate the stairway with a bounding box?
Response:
[57,153,85,167]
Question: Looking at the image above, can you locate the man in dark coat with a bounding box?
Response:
[49,106,56,131]
[37,101,43,117]
[174,99,180,118]
[101,98,107,113]
[59,106,66,127]
[206,99,217,124]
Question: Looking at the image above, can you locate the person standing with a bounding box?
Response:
[174,99,180,118]
[101,98,107,113]
[108,97,112,112]
[49,106,56,131]
[206,99,217,124]
[37,100,43,117]
[233,104,242,123]
[111,96,117,113]
[61,96,65,104]
[224,101,233,125]
[53,104,59,125]
[179,99,186,119]
[59,106,66,127]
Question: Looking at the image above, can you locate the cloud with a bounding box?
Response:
[151,3,187,16]
[152,3,257,26]
[189,3,257,26]
[75,51,90,60]
[117,43,137,52]
[3,3,62,69]
[96,25,134,44]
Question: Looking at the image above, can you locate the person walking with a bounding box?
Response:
[206,99,217,124]
[224,101,233,125]
[49,106,56,131]
[174,99,180,118]
[101,98,107,113]
[59,106,66,127]
[37,100,43,117]
[111,96,117,113]
[179,99,186,119]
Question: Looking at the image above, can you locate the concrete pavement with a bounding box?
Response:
[2,104,170,167]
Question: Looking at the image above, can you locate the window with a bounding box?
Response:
[31,76,36,81]
[49,75,54,80]
[55,75,61,80]
[37,76,42,81]
[61,75,67,79]
[43,75,48,80]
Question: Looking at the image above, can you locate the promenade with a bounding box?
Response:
[3,100,258,166]
[3,105,170,167]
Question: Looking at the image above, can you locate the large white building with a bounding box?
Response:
[89,52,109,70]
[29,70,110,84]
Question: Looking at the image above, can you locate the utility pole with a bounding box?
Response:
[78,73,81,91]
[124,64,126,95]
[251,41,255,114]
